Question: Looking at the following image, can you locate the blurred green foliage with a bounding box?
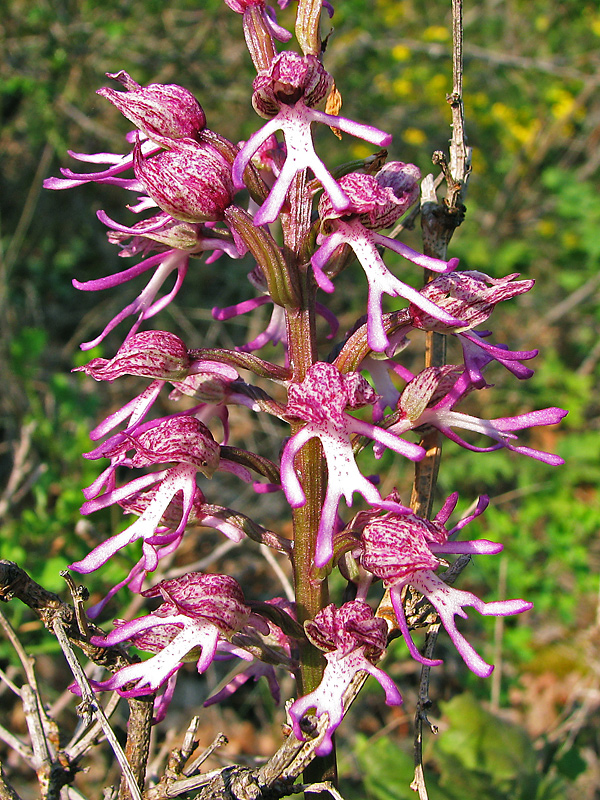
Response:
[351,693,582,800]
[1,0,599,796]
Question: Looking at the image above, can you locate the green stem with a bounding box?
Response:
[286,268,328,695]
[283,174,334,789]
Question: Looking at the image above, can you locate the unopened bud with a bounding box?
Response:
[133,139,234,223]
[75,331,191,382]
[98,71,206,143]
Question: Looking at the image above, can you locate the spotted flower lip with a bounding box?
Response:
[98,71,206,144]
[289,601,402,756]
[69,416,222,575]
[233,52,392,226]
[87,573,257,697]
[86,488,260,620]
[280,362,422,566]
[311,219,461,353]
[311,165,463,352]
[360,502,532,678]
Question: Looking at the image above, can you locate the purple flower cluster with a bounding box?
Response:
[46,4,565,764]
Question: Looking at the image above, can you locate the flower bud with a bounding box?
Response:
[98,71,206,143]
[133,138,234,223]
[75,331,191,382]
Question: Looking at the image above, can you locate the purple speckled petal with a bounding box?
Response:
[91,621,220,697]
[425,408,567,465]
[373,232,459,274]
[212,295,271,321]
[390,588,444,667]
[307,108,391,147]
[72,464,198,573]
[347,416,424,462]
[280,424,316,508]
[314,220,462,351]
[405,571,532,678]
[429,539,503,555]
[233,118,281,190]
[289,648,401,756]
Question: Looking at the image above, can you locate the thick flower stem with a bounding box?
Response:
[286,268,328,695]
[286,279,336,792]
[284,172,334,790]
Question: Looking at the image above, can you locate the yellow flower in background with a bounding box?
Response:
[423,25,450,42]
[391,44,411,62]
[392,77,412,98]
[403,127,426,146]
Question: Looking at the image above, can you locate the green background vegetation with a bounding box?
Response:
[1,0,599,797]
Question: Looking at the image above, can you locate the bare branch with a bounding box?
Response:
[0,764,22,800]
[0,561,133,674]
[65,691,122,761]
[22,683,55,795]
[117,696,153,800]
[0,664,23,697]
[0,722,34,765]
[52,619,143,800]
[183,732,229,777]
[410,3,471,795]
